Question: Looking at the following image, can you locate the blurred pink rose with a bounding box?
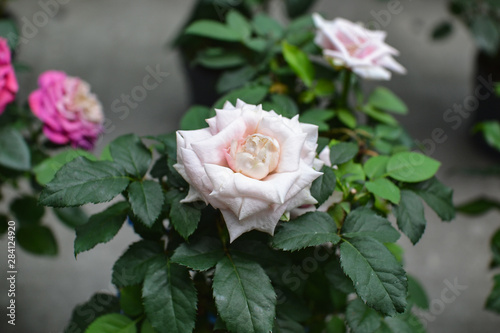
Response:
[175,99,322,241]
[313,14,406,80]
[0,37,18,115]
[29,71,103,150]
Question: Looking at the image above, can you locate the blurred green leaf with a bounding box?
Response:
[486,274,500,314]
[365,178,401,204]
[120,285,144,317]
[0,127,30,171]
[387,152,440,183]
[10,196,44,226]
[64,293,120,333]
[17,225,57,256]
[226,10,251,39]
[345,299,381,333]
[85,313,136,333]
[300,109,335,131]
[282,41,315,87]
[54,207,88,228]
[472,17,500,55]
[216,66,257,93]
[395,190,426,245]
[311,166,336,206]
[185,20,241,41]
[368,87,408,114]
[330,142,359,165]
[457,197,500,215]
[432,21,453,40]
[214,85,268,109]
[364,156,389,180]
[180,105,213,130]
[408,275,429,310]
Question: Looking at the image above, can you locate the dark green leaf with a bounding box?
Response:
[10,196,44,225]
[196,48,247,69]
[0,127,30,170]
[341,207,400,243]
[285,0,317,18]
[340,237,407,316]
[39,157,130,207]
[120,285,144,317]
[180,105,213,130]
[263,94,299,118]
[272,212,341,251]
[472,17,500,55]
[365,178,401,204]
[475,121,500,151]
[227,10,251,39]
[395,190,426,245]
[54,207,88,228]
[171,236,225,271]
[387,152,440,183]
[282,41,315,87]
[217,66,257,94]
[185,20,242,41]
[300,109,335,131]
[213,255,276,333]
[368,87,408,114]
[143,256,197,333]
[346,299,381,333]
[74,202,129,255]
[337,109,357,129]
[491,229,500,268]
[486,274,500,313]
[85,313,136,333]
[140,320,157,333]
[432,21,453,40]
[17,225,57,256]
[326,316,346,333]
[310,166,336,206]
[325,259,355,294]
[128,180,164,227]
[64,293,120,333]
[0,214,8,235]
[252,14,284,39]
[33,149,97,185]
[411,177,455,221]
[169,196,201,240]
[361,105,398,126]
[457,197,500,215]
[408,275,429,310]
[110,134,152,178]
[273,315,305,333]
[214,85,268,109]
[330,142,359,165]
[112,240,164,287]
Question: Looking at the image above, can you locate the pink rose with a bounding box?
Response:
[175,100,323,241]
[29,71,104,150]
[0,37,18,115]
[313,14,406,80]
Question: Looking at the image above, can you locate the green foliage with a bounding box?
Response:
[53,207,88,228]
[17,225,58,256]
[311,166,336,206]
[300,109,335,132]
[457,197,500,215]
[120,285,144,317]
[408,275,429,310]
[272,212,341,251]
[74,202,129,256]
[39,157,130,207]
[65,293,120,333]
[185,20,242,41]
[368,87,408,115]
[213,255,276,333]
[365,178,401,204]
[85,313,137,333]
[395,190,427,245]
[143,256,198,333]
[491,229,500,269]
[486,274,500,313]
[330,142,359,165]
[475,121,500,152]
[410,177,455,221]
[214,85,268,109]
[128,180,164,227]
[110,134,152,179]
[10,196,44,225]
[386,152,440,183]
[171,237,225,271]
[0,126,30,171]
[168,192,201,239]
[180,106,213,130]
[282,41,315,87]
[346,299,381,333]
[342,207,400,243]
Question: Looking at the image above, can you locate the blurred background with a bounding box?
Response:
[1,0,500,332]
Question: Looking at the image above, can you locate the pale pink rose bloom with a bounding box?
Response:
[175,99,323,241]
[0,37,18,115]
[29,71,104,150]
[313,14,406,80]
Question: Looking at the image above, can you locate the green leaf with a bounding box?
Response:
[112,240,164,287]
[273,315,304,333]
[196,48,246,69]
[476,121,500,151]
[300,109,335,131]
[394,190,426,245]
[375,316,413,333]
[85,313,136,333]
[491,229,500,268]
[213,255,276,333]
[263,94,299,118]
[330,142,359,165]
[387,152,440,183]
[341,207,400,243]
[410,177,455,221]
[340,237,407,316]
[337,160,365,186]
[53,207,88,228]
[361,105,398,126]
[227,10,251,39]
[472,17,500,55]
[376,125,402,140]
[180,106,213,130]
[345,299,381,333]
[486,274,500,313]
[214,85,268,109]
[365,178,401,204]
[325,259,355,294]
[285,0,317,18]
[217,66,257,93]
[39,157,130,207]
[272,212,340,251]
[368,87,408,114]
[171,237,225,271]
[120,285,144,317]
[143,256,197,333]
[74,202,129,255]
[10,196,44,225]
[282,41,315,87]
[33,149,97,185]
[252,14,283,39]
[244,38,269,52]
[185,20,242,41]
[337,109,357,129]
[408,275,429,310]
[310,166,336,206]
[128,180,163,227]
[17,225,58,256]
[169,196,201,240]
[432,21,453,40]
[65,293,120,333]
[140,320,157,333]
[457,197,500,215]
[110,134,152,178]
[314,79,336,97]
[0,127,30,170]
[0,19,19,49]
[364,156,389,180]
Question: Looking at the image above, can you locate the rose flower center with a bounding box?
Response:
[226,133,280,180]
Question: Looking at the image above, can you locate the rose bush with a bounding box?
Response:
[313,14,406,80]
[175,99,322,241]
[0,37,18,114]
[29,70,104,150]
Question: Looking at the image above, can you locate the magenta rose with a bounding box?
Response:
[29,71,104,150]
[0,37,18,115]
